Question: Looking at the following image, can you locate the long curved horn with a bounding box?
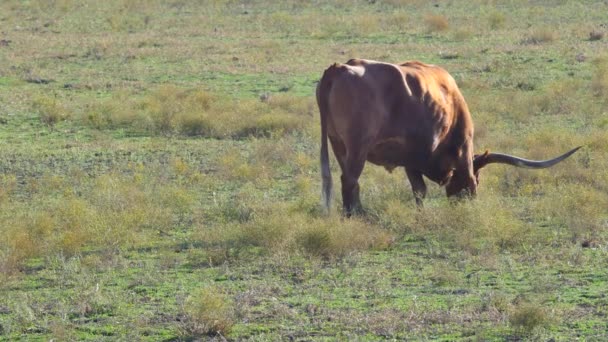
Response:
[474,146,582,170]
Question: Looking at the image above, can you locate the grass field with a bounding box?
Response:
[1,0,608,340]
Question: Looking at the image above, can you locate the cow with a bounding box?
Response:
[316,58,580,215]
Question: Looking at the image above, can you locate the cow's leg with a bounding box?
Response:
[329,134,364,216]
[329,136,346,171]
[341,154,366,217]
[405,168,426,207]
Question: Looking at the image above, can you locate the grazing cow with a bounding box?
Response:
[316,59,580,215]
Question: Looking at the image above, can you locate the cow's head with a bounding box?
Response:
[445,146,581,198]
[444,167,477,198]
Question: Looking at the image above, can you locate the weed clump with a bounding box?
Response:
[591,57,608,98]
[296,216,394,259]
[424,14,449,32]
[487,11,506,29]
[181,287,234,337]
[139,85,214,136]
[534,183,608,247]
[510,79,583,119]
[197,198,394,260]
[412,197,530,255]
[80,86,310,139]
[0,169,199,272]
[521,28,556,45]
[0,174,17,204]
[33,96,71,127]
[509,303,548,332]
[589,30,604,41]
[423,262,460,286]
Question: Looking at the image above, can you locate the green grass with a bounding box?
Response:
[1,0,608,340]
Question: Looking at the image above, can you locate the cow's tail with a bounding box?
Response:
[316,64,337,213]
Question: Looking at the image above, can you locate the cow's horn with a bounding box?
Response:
[474,146,582,170]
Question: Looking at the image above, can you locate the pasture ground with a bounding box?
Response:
[1,0,608,340]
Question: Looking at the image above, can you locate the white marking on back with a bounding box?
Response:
[348,65,365,76]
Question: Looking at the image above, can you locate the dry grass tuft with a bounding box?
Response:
[511,79,582,118]
[509,303,549,332]
[487,11,506,29]
[1,201,94,273]
[381,0,426,6]
[423,261,461,286]
[424,14,449,32]
[591,57,608,98]
[521,28,556,45]
[589,30,604,41]
[33,96,71,127]
[411,198,531,255]
[217,149,272,184]
[180,287,234,337]
[296,216,394,259]
[79,86,311,139]
[243,210,394,258]
[197,196,394,260]
[0,169,199,272]
[0,174,17,204]
[534,183,608,246]
[140,85,213,135]
[452,28,472,41]
[1,226,37,274]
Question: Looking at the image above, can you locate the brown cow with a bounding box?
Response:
[316,59,580,215]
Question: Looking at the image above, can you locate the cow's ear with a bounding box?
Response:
[473,150,490,173]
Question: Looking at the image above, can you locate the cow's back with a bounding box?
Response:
[324,59,410,146]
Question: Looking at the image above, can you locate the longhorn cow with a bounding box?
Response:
[316,59,580,215]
